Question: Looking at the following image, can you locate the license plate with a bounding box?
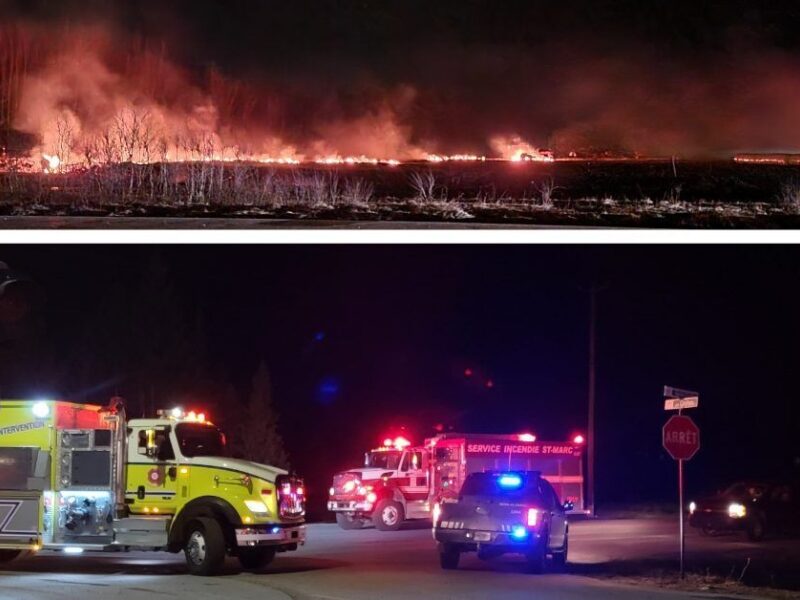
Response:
[474,531,491,542]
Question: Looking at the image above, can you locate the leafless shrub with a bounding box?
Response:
[342,178,374,207]
[779,180,800,212]
[409,170,437,201]
[537,179,560,209]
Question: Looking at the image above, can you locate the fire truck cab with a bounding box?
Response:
[328,432,585,530]
[0,399,306,575]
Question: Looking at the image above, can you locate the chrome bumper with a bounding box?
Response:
[235,525,306,547]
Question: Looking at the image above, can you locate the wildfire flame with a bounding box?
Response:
[41,153,60,173]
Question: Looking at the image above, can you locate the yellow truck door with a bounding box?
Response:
[126,426,180,515]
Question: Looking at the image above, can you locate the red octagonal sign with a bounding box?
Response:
[662,415,700,461]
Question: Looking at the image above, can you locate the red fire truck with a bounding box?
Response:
[328,432,586,530]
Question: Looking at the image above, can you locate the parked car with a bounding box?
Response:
[689,481,799,540]
[432,470,570,572]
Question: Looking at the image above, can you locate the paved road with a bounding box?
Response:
[1,517,794,600]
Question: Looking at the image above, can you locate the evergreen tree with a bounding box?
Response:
[237,361,289,469]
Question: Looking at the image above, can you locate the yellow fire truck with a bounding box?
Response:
[0,398,305,575]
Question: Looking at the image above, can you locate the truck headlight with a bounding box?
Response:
[244,500,269,514]
[688,501,696,514]
[728,502,746,518]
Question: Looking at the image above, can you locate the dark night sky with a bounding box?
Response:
[0,245,798,511]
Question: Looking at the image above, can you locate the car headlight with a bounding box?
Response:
[688,501,696,514]
[244,500,269,514]
[728,502,746,518]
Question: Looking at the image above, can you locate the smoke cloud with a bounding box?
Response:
[2,2,800,164]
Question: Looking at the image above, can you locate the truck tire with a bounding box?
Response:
[238,547,276,571]
[439,544,460,570]
[373,499,404,531]
[526,537,547,574]
[184,517,227,576]
[551,536,568,571]
[746,516,766,541]
[336,513,365,530]
[0,550,23,563]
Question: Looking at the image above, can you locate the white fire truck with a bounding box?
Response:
[328,432,586,530]
[0,398,306,575]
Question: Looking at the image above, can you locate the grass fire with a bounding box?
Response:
[2,3,800,226]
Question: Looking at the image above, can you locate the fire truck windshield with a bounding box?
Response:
[365,450,402,470]
[176,423,227,458]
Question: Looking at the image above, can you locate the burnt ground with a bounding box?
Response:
[2,160,800,228]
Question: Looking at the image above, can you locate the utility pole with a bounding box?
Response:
[584,282,607,518]
[587,286,597,518]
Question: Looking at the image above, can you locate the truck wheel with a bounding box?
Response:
[238,547,276,571]
[551,536,568,571]
[526,538,547,574]
[439,544,460,570]
[373,499,404,531]
[0,550,23,563]
[336,513,365,530]
[746,516,765,541]
[184,517,227,576]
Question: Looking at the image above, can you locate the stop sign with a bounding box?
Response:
[662,415,700,461]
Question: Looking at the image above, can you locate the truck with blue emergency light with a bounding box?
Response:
[433,470,570,572]
[0,398,306,575]
[328,432,585,530]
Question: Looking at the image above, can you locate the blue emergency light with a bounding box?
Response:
[511,525,528,540]
[497,473,523,489]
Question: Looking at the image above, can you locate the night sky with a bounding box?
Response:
[0,245,798,514]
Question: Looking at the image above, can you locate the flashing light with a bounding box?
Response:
[171,407,183,419]
[498,474,523,489]
[527,508,540,527]
[393,436,411,450]
[180,467,189,475]
[728,502,746,519]
[187,411,196,421]
[383,438,393,447]
[197,413,206,423]
[271,526,281,534]
[689,501,697,514]
[152,507,159,513]
[573,434,585,444]
[511,526,528,540]
[244,500,269,514]
[63,547,83,554]
[518,433,536,442]
[432,502,441,526]
[342,480,358,493]
[329,486,335,496]
[366,492,377,503]
[32,401,50,419]
[244,516,252,524]
[296,487,304,496]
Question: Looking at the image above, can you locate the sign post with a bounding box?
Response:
[662,386,700,579]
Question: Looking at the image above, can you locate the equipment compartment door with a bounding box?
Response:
[0,492,40,547]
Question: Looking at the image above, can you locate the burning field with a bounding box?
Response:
[2,7,800,226]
